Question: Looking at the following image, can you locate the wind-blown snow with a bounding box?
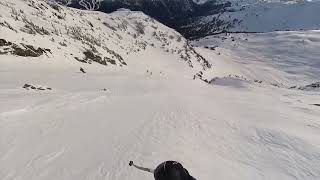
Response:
[1,0,320,180]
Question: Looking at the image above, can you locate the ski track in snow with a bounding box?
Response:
[1,73,320,180]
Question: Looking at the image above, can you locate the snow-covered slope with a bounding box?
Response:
[0,0,210,78]
[1,32,320,180]
[67,0,197,20]
[1,0,320,180]
[193,30,320,87]
[221,0,320,32]
[56,0,320,39]
[181,0,320,38]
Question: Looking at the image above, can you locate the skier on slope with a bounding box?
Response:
[129,160,196,180]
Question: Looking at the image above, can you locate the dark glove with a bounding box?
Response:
[129,161,133,166]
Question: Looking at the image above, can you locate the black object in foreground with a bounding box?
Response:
[129,160,196,180]
[80,67,86,73]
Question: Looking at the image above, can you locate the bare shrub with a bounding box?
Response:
[51,23,60,36]
[21,16,50,35]
[11,8,20,21]
[117,20,128,31]
[0,21,18,32]
[103,22,116,31]
[68,26,101,46]
[102,46,126,65]
[59,41,67,47]
[135,21,145,35]
[177,36,182,42]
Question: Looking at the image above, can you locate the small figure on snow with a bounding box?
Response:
[80,67,86,73]
[129,161,196,180]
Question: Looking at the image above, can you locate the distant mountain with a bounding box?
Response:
[60,0,320,39]
[98,0,197,21]
[62,0,229,31]
[180,0,320,38]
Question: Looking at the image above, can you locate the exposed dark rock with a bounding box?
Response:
[306,82,320,89]
[104,57,116,65]
[0,39,51,57]
[74,57,86,63]
[0,39,12,46]
[59,42,67,47]
[23,84,32,89]
[12,44,50,57]
[295,82,320,90]
[102,46,127,65]
[83,50,102,63]
[23,83,52,91]
[75,48,126,66]
[80,67,86,73]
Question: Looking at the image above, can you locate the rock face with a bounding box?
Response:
[0,39,51,57]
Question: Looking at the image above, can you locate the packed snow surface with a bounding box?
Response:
[1,0,320,180]
[193,31,320,86]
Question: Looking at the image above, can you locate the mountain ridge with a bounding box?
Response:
[60,0,320,39]
[0,0,211,79]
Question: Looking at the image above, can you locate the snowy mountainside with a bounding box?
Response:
[59,0,320,39]
[57,0,231,38]
[1,1,320,180]
[223,0,320,32]
[1,29,320,180]
[0,0,210,78]
[69,0,197,20]
[193,30,320,88]
[182,0,320,38]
